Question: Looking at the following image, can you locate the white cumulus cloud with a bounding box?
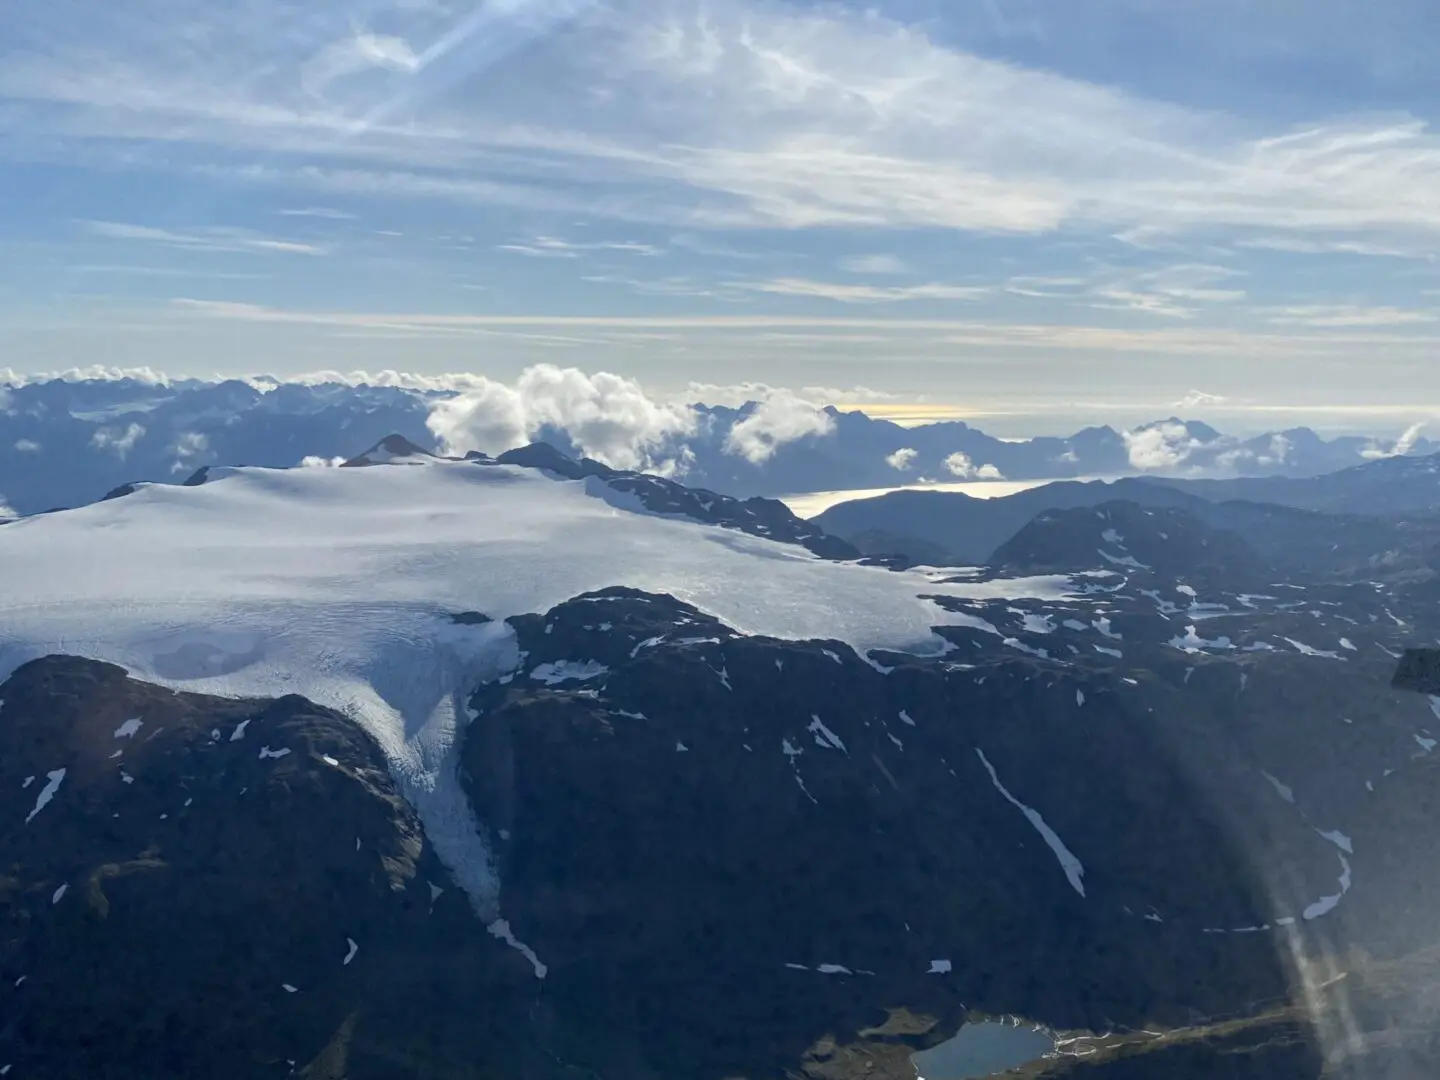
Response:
[1216,433,1292,472]
[427,364,698,472]
[1260,433,1292,467]
[14,439,40,453]
[723,391,837,464]
[173,432,209,457]
[91,422,146,460]
[886,447,919,471]
[169,431,211,473]
[1361,421,1427,460]
[0,493,17,521]
[1123,421,1204,470]
[1,365,171,387]
[943,451,1004,480]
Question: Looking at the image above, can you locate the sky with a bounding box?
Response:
[2,0,1439,434]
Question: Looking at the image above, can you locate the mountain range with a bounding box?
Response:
[1,375,1434,516]
[3,435,1440,1078]
[813,451,1440,578]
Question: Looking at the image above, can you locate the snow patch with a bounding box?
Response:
[488,918,547,979]
[1169,626,1234,653]
[24,768,65,824]
[113,717,143,739]
[1261,772,1296,805]
[530,660,608,686]
[1003,638,1049,659]
[1016,611,1054,635]
[808,714,847,753]
[1302,854,1353,921]
[975,748,1086,898]
[1099,549,1150,570]
[1283,638,1343,659]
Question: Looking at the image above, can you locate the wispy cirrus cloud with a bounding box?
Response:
[278,206,356,220]
[7,0,1440,248]
[4,0,1440,406]
[997,263,1247,318]
[840,254,911,275]
[1091,264,1246,318]
[1260,304,1440,327]
[162,297,1440,373]
[497,235,662,258]
[735,278,992,304]
[83,221,327,256]
[301,31,423,95]
[581,274,750,301]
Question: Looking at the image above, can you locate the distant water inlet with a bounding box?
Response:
[780,478,1112,519]
[911,1018,1056,1080]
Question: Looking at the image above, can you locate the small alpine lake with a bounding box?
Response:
[911,1017,1056,1079]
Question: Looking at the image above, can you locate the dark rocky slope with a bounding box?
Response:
[0,657,541,1080]
[494,442,859,560]
[5,568,1440,1077]
[989,501,1265,587]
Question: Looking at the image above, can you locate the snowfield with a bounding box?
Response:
[0,460,1073,951]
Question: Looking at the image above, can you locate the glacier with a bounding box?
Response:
[0,459,1075,944]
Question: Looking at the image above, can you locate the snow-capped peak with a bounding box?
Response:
[342,434,438,467]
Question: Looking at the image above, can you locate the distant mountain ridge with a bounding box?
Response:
[1,375,1433,515]
[1145,450,1440,515]
[815,453,1440,580]
[989,501,1267,588]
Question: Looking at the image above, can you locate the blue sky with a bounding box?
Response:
[2,0,1439,433]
